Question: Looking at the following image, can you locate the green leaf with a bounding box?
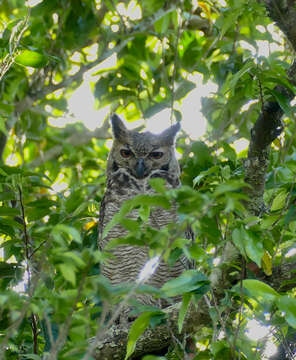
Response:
[261,251,272,276]
[58,263,76,285]
[269,89,295,119]
[270,191,288,211]
[227,60,254,91]
[219,8,242,39]
[103,194,170,239]
[232,226,264,267]
[178,293,192,333]
[27,198,56,208]
[240,279,279,303]
[193,166,220,187]
[52,225,81,244]
[22,355,41,360]
[277,296,296,329]
[119,218,140,232]
[0,119,8,135]
[214,180,247,196]
[0,262,19,279]
[138,205,150,222]
[149,178,166,193]
[0,167,9,176]
[0,207,19,216]
[15,50,48,68]
[143,102,169,119]
[22,355,42,360]
[174,79,196,101]
[161,270,209,297]
[27,207,51,221]
[125,311,160,360]
[211,340,230,356]
[0,191,15,201]
[59,251,85,268]
[154,11,171,34]
[221,142,237,162]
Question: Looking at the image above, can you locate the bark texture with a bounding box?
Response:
[244,1,296,214]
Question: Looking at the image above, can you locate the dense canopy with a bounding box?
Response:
[0,0,296,359]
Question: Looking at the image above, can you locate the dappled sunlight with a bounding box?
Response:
[25,0,43,7]
[240,23,284,58]
[246,319,269,341]
[286,248,296,258]
[5,153,21,166]
[67,70,217,139]
[246,320,277,358]
[231,138,249,154]
[67,81,109,130]
[50,173,68,194]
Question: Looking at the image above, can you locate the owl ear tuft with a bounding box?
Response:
[110,114,128,141]
[159,122,181,145]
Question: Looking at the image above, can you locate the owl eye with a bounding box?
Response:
[150,151,164,159]
[120,149,133,158]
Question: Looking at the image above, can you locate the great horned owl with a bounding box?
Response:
[98,114,188,312]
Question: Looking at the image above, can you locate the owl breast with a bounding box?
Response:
[98,168,187,306]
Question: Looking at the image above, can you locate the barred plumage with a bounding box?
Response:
[98,114,189,313]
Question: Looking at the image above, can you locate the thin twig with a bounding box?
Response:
[31,314,39,354]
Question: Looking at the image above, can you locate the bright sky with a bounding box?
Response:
[65,70,216,140]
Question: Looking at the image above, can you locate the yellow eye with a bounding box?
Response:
[120,149,133,158]
[150,151,163,159]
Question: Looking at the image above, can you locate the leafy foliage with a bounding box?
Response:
[0,0,296,359]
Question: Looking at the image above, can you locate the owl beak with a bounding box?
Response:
[135,158,147,179]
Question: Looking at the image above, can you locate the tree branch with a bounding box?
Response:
[244,59,296,215]
[91,260,296,360]
[92,300,210,360]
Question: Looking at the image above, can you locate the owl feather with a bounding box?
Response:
[98,114,190,315]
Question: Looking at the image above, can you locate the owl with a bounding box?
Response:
[98,114,189,315]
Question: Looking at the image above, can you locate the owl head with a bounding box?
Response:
[107,114,181,179]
